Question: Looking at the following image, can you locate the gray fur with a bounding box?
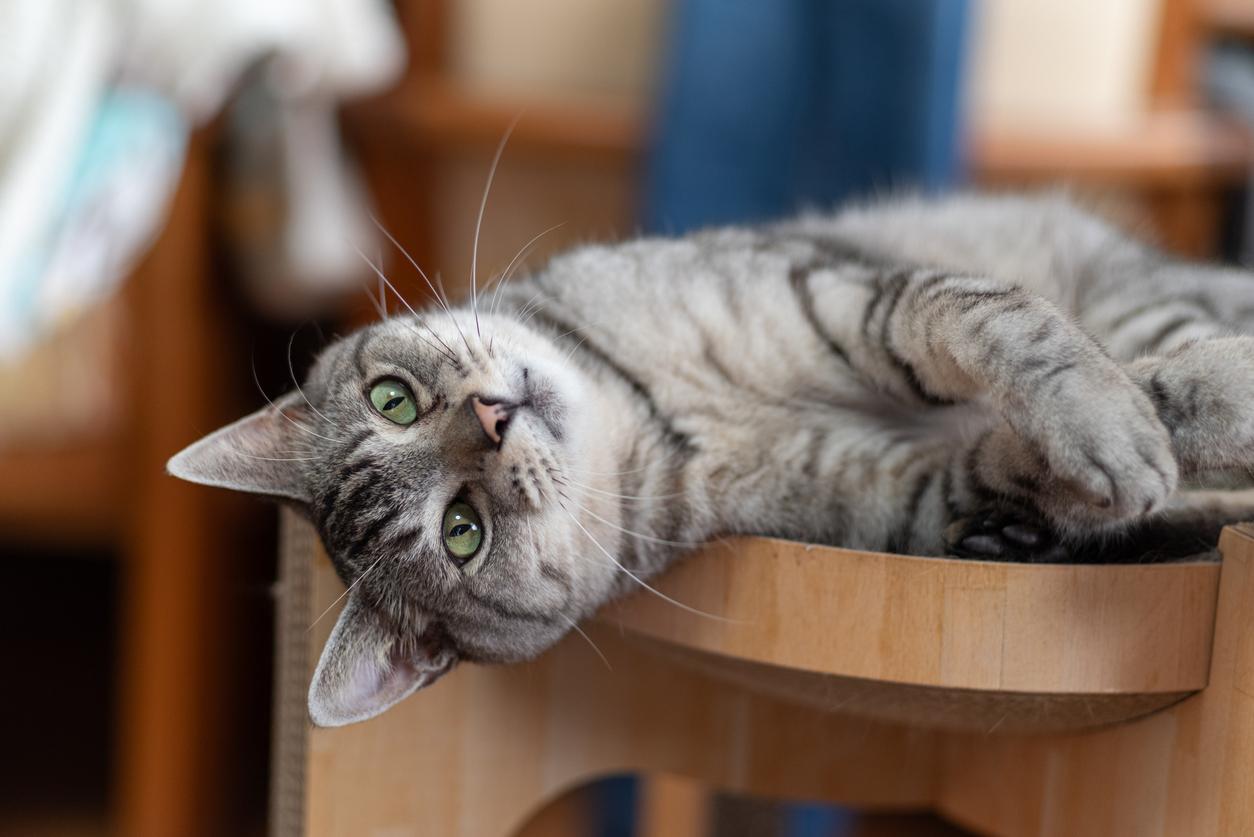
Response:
[170,192,1254,725]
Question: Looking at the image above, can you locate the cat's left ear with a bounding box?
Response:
[167,392,313,504]
[308,591,457,727]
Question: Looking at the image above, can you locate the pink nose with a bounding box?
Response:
[471,397,513,446]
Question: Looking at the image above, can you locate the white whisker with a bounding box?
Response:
[487,223,565,318]
[560,491,706,548]
[559,614,612,671]
[561,448,682,478]
[370,213,474,355]
[307,552,387,632]
[562,333,591,364]
[471,115,522,340]
[558,503,740,623]
[234,452,321,462]
[353,247,460,363]
[287,329,334,426]
[551,474,684,504]
[251,360,345,444]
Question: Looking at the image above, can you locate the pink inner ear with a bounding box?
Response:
[338,644,454,720]
[343,652,416,712]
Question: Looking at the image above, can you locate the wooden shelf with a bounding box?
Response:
[349,77,1254,188]
[347,76,646,159]
[598,536,1219,732]
[282,514,1254,836]
[971,110,1254,188]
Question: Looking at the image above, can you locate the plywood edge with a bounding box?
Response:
[613,627,1196,733]
[597,536,1219,696]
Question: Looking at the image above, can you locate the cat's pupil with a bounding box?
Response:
[383,396,405,411]
[449,523,474,537]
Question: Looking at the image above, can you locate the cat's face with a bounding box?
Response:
[170,313,617,725]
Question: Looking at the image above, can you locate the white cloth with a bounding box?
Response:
[0,0,404,360]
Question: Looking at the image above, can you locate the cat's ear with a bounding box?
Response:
[308,591,457,727]
[167,393,313,504]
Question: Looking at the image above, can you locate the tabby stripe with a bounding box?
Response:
[942,289,1015,314]
[860,274,893,339]
[1140,315,1198,353]
[344,511,397,561]
[316,444,376,528]
[540,562,574,600]
[340,428,373,459]
[788,266,852,366]
[801,427,825,480]
[329,477,383,534]
[905,467,938,519]
[1146,370,1188,438]
[879,272,952,406]
[350,330,371,379]
[1035,360,1077,392]
[1106,295,1215,333]
[1029,322,1054,345]
[963,431,999,507]
[700,335,740,388]
[940,464,960,518]
[464,588,554,623]
[523,306,695,455]
[773,234,885,271]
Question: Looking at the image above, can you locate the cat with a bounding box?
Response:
[170,192,1254,726]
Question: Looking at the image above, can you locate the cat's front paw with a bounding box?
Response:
[944,509,1069,563]
[1010,369,1177,526]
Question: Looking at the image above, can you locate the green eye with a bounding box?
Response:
[442,501,483,565]
[369,379,418,425]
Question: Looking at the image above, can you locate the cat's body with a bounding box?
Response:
[171,192,1254,725]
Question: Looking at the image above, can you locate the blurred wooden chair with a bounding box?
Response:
[0,132,267,837]
[271,512,1254,836]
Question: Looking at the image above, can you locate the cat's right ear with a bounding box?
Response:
[167,392,313,504]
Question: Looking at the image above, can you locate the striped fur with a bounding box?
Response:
[170,192,1254,724]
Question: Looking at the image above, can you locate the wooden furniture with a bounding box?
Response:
[271,512,1254,836]
[0,133,268,836]
[343,0,1254,271]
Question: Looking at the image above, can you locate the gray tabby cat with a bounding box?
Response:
[170,192,1254,726]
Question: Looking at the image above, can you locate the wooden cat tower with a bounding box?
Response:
[269,511,1254,836]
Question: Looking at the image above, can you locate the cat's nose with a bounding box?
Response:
[471,396,514,447]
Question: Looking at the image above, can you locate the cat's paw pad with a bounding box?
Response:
[944,510,1070,563]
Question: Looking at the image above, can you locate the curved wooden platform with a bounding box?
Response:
[597,537,1220,732]
[275,515,1254,837]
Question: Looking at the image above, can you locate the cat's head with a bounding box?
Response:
[169,312,620,726]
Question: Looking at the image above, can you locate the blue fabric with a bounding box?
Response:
[787,803,857,836]
[588,776,637,837]
[643,0,971,234]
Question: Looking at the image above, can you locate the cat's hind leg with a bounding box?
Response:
[1126,337,1254,480]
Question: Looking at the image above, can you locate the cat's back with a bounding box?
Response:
[508,224,881,416]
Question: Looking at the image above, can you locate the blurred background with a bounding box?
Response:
[2,0,1253,835]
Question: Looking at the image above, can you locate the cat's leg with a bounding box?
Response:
[943,337,1254,560]
[809,267,1179,529]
